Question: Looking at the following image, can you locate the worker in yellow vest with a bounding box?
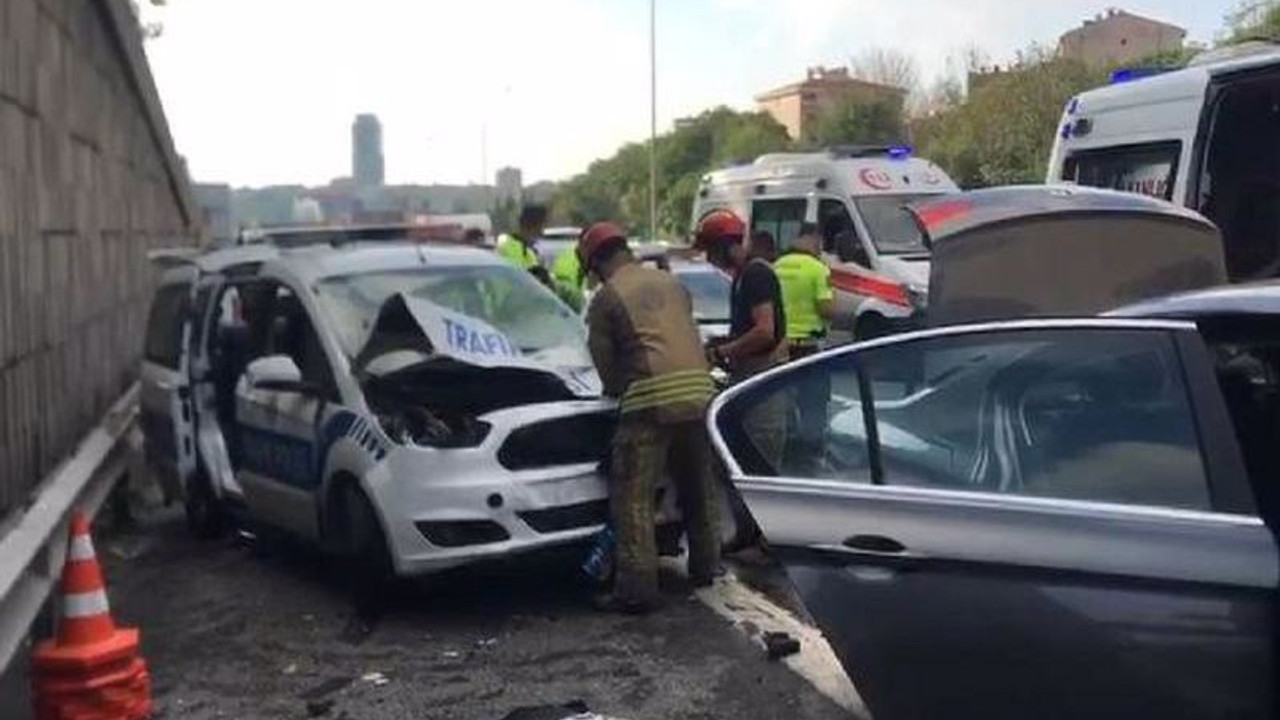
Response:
[773,225,836,455]
[551,243,587,311]
[496,205,547,272]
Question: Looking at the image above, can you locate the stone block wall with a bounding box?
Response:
[0,0,192,515]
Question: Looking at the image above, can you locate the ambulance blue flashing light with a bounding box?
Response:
[1109,67,1170,84]
[888,145,913,160]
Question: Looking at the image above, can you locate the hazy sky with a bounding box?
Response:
[139,0,1238,188]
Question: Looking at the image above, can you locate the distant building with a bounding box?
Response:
[495,166,523,205]
[292,197,324,224]
[1058,8,1185,68]
[755,66,907,141]
[193,182,232,246]
[352,113,385,187]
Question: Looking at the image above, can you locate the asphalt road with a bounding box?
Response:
[98,507,857,720]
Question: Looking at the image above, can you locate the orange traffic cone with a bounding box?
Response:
[31,511,152,720]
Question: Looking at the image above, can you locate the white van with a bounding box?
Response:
[693,146,960,339]
[1047,42,1280,282]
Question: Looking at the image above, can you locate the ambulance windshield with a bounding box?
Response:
[315,265,587,363]
[854,195,932,255]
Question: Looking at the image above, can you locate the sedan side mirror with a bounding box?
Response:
[245,355,313,394]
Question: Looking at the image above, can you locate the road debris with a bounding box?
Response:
[306,697,335,717]
[360,671,389,686]
[283,663,298,675]
[762,631,801,661]
[500,699,608,720]
[299,677,353,701]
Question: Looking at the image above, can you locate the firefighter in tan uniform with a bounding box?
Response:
[579,222,720,613]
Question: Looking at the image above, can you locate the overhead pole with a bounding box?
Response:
[649,0,658,242]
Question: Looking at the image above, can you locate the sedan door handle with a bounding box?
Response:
[839,535,925,570]
[843,534,908,554]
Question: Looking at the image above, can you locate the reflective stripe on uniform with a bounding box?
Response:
[63,589,110,618]
[620,370,715,414]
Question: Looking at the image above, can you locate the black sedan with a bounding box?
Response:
[710,291,1278,715]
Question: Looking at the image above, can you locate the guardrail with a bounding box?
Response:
[0,385,139,673]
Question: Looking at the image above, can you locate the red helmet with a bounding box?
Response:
[577,221,628,267]
[693,210,746,249]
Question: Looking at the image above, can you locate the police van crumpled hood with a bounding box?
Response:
[353,294,602,444]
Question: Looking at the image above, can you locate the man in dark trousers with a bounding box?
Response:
[579,221,720,613]
[695,210,788,468]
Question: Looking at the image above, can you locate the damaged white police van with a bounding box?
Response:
[141,227,641,577]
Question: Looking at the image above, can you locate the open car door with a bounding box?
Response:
[140,269,197,504]
[911,186,1227,327]
[709,319,1276,720]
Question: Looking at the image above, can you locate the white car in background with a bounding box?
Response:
[536,226,583,268]
[142,228,645,578]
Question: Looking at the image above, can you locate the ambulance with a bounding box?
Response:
[1047,42,1280,282]
[692,145,960,339]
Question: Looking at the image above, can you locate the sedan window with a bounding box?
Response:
[860,330,1210,510]
[719,328,1213,512]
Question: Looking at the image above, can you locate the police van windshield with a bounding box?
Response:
[854,195,932,255]
[315,265,587,362]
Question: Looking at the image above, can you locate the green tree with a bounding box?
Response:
[806,98,905,147]
[915,57,1106,187]
[717,113,791,164]
[550,107,789,237]
[1225,1,1280,42]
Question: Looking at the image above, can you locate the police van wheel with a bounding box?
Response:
[335,482,394,586]
[184,466,226,539]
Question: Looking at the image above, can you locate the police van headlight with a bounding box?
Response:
[380,409,492,449]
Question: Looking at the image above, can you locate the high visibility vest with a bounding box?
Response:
[774,252,834,340]
[552,247,584,289]
[496,234,540,271]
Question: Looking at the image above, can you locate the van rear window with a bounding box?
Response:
[1062,141,1181,201]
[144,283,191,370]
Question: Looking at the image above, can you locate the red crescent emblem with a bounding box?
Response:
[859,168,893,190]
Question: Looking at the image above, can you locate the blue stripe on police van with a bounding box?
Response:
[320,410,390,465]
[238,425,318,490]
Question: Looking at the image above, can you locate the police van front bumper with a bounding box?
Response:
[367,400,615,576]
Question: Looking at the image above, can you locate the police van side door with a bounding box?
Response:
[140,273,197,505]
[234,280,337,539]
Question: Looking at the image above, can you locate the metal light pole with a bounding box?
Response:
[648,0,658,242]
[480,123,489,186]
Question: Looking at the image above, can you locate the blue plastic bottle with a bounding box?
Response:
[581,526,615,582]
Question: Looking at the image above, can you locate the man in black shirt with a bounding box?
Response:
[695,215,787,380]
[695,212,788,476]
[690,213,790,551]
